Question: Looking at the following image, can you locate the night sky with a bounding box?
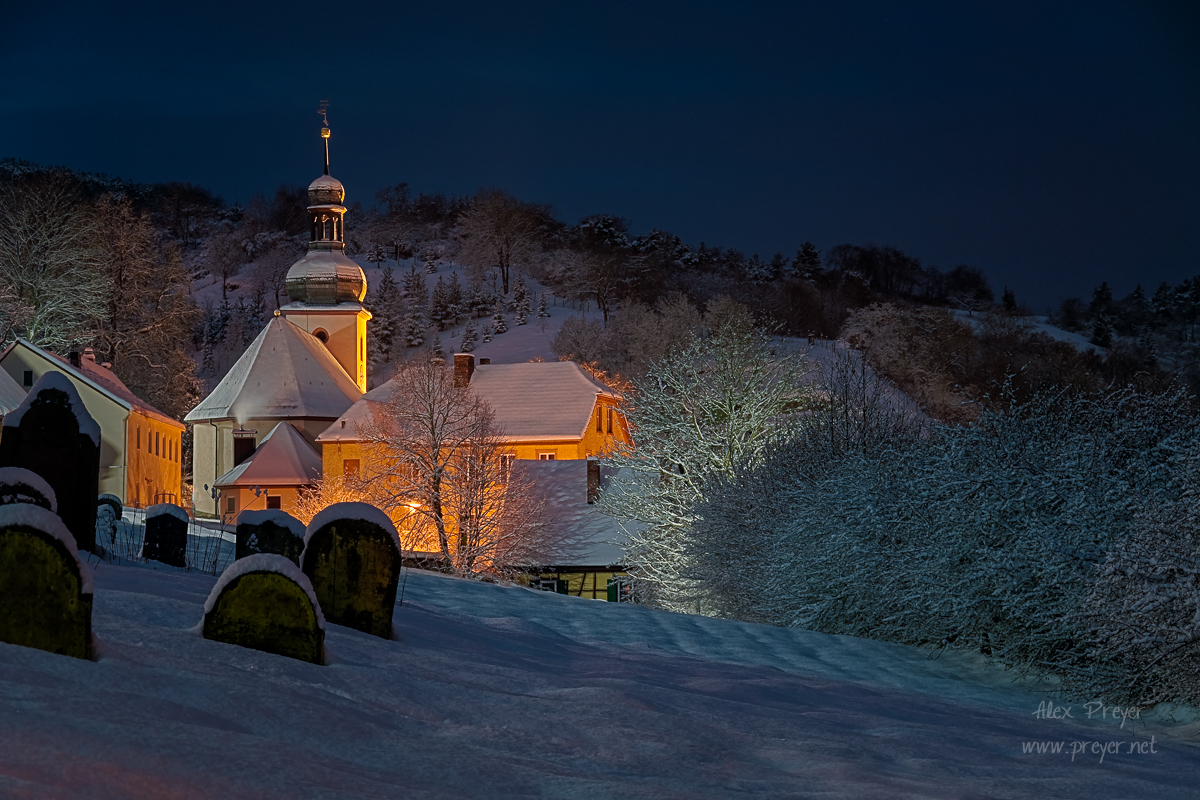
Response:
[6,1,1198,312]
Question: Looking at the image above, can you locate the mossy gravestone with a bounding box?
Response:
[301,503,402,639]
[0,504,93,660]
[236,509,305,565]
[202,554,324,664]
[0,467,57,512]
[142,503,189,568]
[0,372,100,553]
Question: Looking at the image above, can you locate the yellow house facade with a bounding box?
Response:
[0,338,184,507]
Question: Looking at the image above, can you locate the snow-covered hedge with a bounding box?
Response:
[686,384,1200,707]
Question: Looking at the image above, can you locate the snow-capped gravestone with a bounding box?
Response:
[301,503,402,639]
[0,504,93,660]
[0,467,57,512]
[236,509,305,565]
[203,554,324,664]
[0,372,100,553]
[141,502,189,568]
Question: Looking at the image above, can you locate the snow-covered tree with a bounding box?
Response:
[429,275,451,330]
[459,319,477,352]
[492,306,508,334]
[446,271,465,324]
[599,309,814,612]
[536,292,549,320]
[0,172,108,351]
[480,323,493,343]
[367,265,403,367]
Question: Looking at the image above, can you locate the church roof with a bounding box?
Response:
[185,317,362,424]
[317,360,616,444]
[214,422,322,488]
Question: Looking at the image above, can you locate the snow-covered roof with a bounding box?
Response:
[214,422,322,488]
[185,317,362,424]
[4,370,101,445]
[318,360,615,444]
[516,459,628,567]
[470,361,616,441]
[0,366,24,416]
[3,339,183,429]
[314,381,389,443]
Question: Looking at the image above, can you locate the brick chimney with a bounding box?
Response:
[587,459,600,504]
[68,350,81,368]
[83,347,96,363]
[454,353,475,388]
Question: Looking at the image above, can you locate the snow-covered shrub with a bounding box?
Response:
[691,382,1200,690]
[1074,454,1200,706]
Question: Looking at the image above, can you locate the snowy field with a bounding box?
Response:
[2,561,1199,799]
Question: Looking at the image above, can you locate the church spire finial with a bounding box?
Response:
[318,99,331,175]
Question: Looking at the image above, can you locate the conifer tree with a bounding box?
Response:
[431,332,444,359]
[492,304,508,334]
[481,323,494,343]
[368,265,402,366]
[794,242,823,278]
[460,319,477,352]
[429,275,451,330]
[537,292,550,320]
[446,271,465,324]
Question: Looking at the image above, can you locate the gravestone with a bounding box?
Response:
[301,503,402,639]
[202,554,324,664]
[0,372,100,552]
[142,502,189,568]
[0,504,93,660]
[96,494,123,553]
[236,509,305,565]
[0,467,57,512]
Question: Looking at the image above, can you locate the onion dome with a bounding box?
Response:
[285,250,366,304]
[308,174,345,205]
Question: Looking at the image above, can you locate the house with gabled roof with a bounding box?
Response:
[316,353,629,484]
[0,338,185,506]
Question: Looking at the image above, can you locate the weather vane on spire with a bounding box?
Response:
[318,99,331,175]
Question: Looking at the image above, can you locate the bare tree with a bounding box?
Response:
[0,172,108,351]
[454,189,548,295]
[356,358,549,576]
[92,196,202,419]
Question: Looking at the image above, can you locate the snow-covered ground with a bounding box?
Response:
[2,559,1198,799]
[951,310,1102,355]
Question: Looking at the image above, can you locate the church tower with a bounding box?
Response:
[278,108,371,391]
